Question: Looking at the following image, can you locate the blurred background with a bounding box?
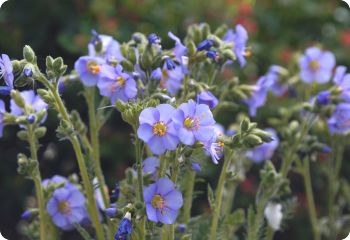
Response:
[0,0,350,239]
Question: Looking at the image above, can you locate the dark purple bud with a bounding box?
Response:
[191,162,201,173]
[0,86,11,96]
[197,39,214,51]
[206,50,219,61]
[104,208,117,218]
[27,114,36,124]
[58,79,65,95]
[176,224,187,233]
[132,72,141,81]
[150,68,162,81]
[23,67,33,77]
[111,184,120,201]
[197,91,219,109]
[148,33,161,45]
[164,57,176,70]
[316,91,331,105]
[115,214,132,240]
[21,210,32,220]
[322,145,332,153]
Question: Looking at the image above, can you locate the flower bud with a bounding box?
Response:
[23,45,36,63]
[11,90,26,109]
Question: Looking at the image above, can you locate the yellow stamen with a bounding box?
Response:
[58,201,71,215]
[87,61,101,75]
[153,122,167,136]
[151,194,165,209]
[309,60,320,72]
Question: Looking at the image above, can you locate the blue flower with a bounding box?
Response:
[246,128,279,163]
[196,91,219,109]
[115,213,133,240]
[74,56,106,86]
[223,24,249,68]
[203,124,225,164]
[0,54,14,89]
[46,178,89,231]
[137,104,179,155]
[299,47,335,84]
[143,157,160,178]
[97,64,137,104]
[243,65,288,116]
[197,39,214,51]
[88,32,124,63]
[10,90,48,123]
[104,208,117,218]
[328,103,350,135]
[143,177,183,224]
[172,100,216,145]
[0,100,6,138]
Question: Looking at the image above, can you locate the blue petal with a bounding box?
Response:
[145,204,158,222]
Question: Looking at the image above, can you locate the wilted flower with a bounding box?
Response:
[196,91,219,109]
[46,180,89,230]
[97,64,137,104]
[299,47,335,84]
[160,65,185,95]
[223,24,249,68]
[0,54,14,89]
[328,103,350,135]
[137,104,179,155]
[168,32,188,64]
[264,202,283,231]
[115,212,133,240]
[74,56,105,86]
[333,66,350,101]
[172,100,216,145]
[143,177,183,224]
[246,128,279,163]
[203,124,225,164]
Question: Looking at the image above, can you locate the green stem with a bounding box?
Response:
[328,136,344,238]
[49,84,105,240]
[135,137,145,240]
[209,149,233,240]
[85,87,109,207]
[281,120,308,177]
[266,226,274,240]
[302,159,320,240]
[221,181,237,215]
[182,170,196,223]
[28,126,47,240]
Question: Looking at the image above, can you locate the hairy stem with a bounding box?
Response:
[182,170,196,223]
[28,126,47,240]
[48,83,105,240]
[135,137,145,240]
[85,87,109,207]
[302,159,320,240]
[209,149,233,240]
